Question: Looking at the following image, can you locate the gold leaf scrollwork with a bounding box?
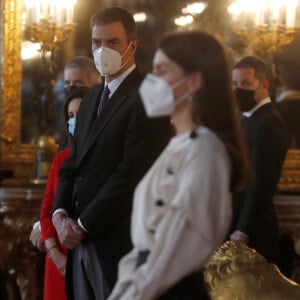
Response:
[0,0,36,178]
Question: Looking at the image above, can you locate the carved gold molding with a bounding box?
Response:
[278,150,300,193]
[0,0,36,170]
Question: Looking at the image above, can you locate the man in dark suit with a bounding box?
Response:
[28,55,101,300]
[230,56,289,263]
[52,7,171,300]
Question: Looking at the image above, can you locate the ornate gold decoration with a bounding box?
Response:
[31,135,57,184]
[234,26,296,59]
[0,0,37,178]
[25,20,74,53]
[23,0,76,52]
[0,187,44,299]
[1,0,22,148]
[22,1,76,136]
[278,150,300,192]
[204,241,300,300]
[275,193,300,253]
[227,1,299,62]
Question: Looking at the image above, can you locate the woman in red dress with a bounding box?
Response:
[39,90,85,300]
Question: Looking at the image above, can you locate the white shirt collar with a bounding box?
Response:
[242,97,271,118]
[105,64,136,97]
[276,90,300,103]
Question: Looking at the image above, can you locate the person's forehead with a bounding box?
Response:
[153,49,170,65]
[64,67,88,80]
[232,67,255,79]
[92,22,127,39]
[153,49,180,70]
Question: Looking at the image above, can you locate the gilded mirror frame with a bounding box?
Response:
[0,0,36,177]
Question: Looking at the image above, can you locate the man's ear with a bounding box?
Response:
[188,72,202,93]
[130,39,139,55]
[261,79,269,91]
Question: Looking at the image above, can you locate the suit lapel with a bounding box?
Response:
[77,68,142,166]
[77,92,127,165]
[84,85,104,135]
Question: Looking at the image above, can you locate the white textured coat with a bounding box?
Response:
[108,126,232,300]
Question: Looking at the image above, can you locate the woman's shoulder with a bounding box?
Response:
[192,126,226,152]
[54,148,71,164]
[181,126,229,168]
[167,126,228,163]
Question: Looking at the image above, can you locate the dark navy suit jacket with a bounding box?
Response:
[54,68,172,289]
[231,103,289,262]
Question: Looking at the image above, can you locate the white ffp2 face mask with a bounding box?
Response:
[139,73,191,117]
[93,43,131,76]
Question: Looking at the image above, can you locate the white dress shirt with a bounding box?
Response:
[242,96,271,118]
[108,126,232,300]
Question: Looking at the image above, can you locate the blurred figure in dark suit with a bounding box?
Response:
[230,56,289,264]
[276,42,300,149]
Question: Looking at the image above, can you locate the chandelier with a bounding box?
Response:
[23,0,77,53]
[228,0,300,57]
[22,0,77,137]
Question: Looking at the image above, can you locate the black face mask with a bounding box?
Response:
[64,85,90,98]
[234,87,256,112]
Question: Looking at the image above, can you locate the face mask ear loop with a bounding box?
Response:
[119,41,132,70]
[174,90,193,107]
[171,76,188,89]
[172,76,192,107]
[121,41,132,58]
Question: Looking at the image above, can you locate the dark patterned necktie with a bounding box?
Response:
[97,85,110,116]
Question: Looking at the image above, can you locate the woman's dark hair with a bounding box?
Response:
[63,89,86,144]
[159,31,249,192]
[91,7,137,42]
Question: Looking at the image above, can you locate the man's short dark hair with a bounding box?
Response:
[233,56,269,82]
[91,7,137,42]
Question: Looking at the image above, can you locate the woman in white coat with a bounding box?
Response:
[108,31,250,300]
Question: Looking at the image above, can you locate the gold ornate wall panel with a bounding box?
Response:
[278,150,300,193]
[0,187,44,299]
[0,0,36,178]
[0,2,3,122]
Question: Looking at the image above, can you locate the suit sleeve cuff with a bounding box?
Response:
[33,221,40,231]
[52,208,69,220]
[78,218,88,233]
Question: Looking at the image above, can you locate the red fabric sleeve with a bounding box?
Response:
[40,148,71,242]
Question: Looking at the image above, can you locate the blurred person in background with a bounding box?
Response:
[29,56,101,299]
[230,56,289,264]
[276,44,300,149]
[40,89,86,300]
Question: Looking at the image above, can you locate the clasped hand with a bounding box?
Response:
[29,226,45,251]
[230,230,249,244]
[53,213,86,249]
